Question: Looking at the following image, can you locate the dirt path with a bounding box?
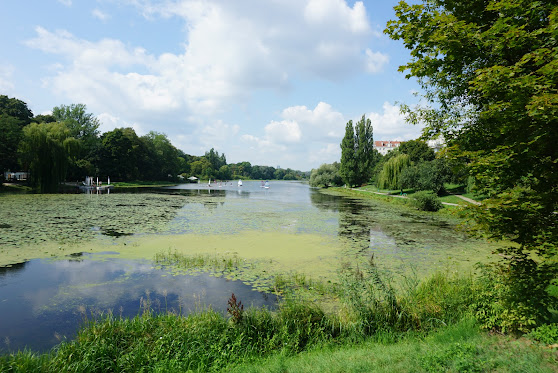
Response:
[350,188,461,206]
[455,195,482,205]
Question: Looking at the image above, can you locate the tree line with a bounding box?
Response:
[0,96,307,192]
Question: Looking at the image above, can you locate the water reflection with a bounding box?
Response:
[0,261,28,276]
[309,189,341,212]
[0,254,277,353]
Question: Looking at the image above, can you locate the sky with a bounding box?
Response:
[0,0,424,171]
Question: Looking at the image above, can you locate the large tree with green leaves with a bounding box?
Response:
[52,104,100,178]
[339,120,358,187]
[355,115,376,184]
[18,122,79,192]
[340,116,377,187]
[386,0,558,327]
[0,95,34,175]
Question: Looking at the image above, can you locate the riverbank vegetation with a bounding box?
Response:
[0,99,307,192]
[1,258,557,372]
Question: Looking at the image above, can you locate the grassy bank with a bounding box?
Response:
[2,259,556,372]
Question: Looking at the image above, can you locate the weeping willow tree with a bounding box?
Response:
[19,122,79,193]
[377,153,411,191]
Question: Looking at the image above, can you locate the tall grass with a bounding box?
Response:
[0,258,553,372]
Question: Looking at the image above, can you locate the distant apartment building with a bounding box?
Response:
[374,137,445,156]
[373,140,401,156]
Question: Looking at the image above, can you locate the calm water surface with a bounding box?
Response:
[0,181,489,352]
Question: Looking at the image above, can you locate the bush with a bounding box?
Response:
[410,191,443,211]
[528,323,558,345]
[309,163,343,188]
[470,253,557,334]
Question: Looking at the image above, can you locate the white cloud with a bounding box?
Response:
[97,112,145,136]
[92,9,110,21]
[281,101,345,140]
[200,120,240,146]
[57,0,72,6]
[309,143,340,165]
[304,0,369,34]
[265,120,302,144]
[365,48,389,73]
[368,102,423,140]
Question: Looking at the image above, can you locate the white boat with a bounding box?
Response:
[264,180,270,189]
[238,179,243,187]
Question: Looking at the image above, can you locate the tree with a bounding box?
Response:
[18,122,79,192]
[0,96,34,175]
[340,116,377,187]
[98,127,147,181]
[141,131,180,180]
[377,154,411,191]
[400,158,451,195]
[398,139,435,163]
[0,95,34,126]
[386,0,557,248]
[52,104,100,142]
[0,115,24,174]
[339,120,358,187]
[309,162,343,188]
[52,104,101,179]
[355,115,376,184]
[386,0,558,327]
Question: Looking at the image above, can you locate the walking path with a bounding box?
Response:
[455,194,482,205]
[350,188,481,207]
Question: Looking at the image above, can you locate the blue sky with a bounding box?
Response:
[0,0,424,171]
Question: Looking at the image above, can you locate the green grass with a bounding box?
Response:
[0,183,32,193]
[439,195,470,205]
[230,319,557,373]
[1,265,556,372]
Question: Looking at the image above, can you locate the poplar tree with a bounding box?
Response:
[339,120,357,187]
[355,115,375,185]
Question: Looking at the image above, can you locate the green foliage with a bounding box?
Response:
[377,153,411,190]
[339,256,474,335]
[98,127,145,180]
[528,323,558,345]
[339,120,357,187]
[355,115,375,184]
[386,0,558,320]
[410,191,443,212]
[398,139,434,163]
[401,159,451,195]
[471,255,557,334]
[309,162,343,188]
[340,116,377,187]
[18,122,79,193]
[0,95,34,126]
[0,115,24,172]
[0,95,34,174]
[51,103,99,143]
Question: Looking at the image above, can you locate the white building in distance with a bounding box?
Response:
[374,137,445,156]
[374,140,401,156]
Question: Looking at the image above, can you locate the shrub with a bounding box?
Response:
[528,323,558,345]
[411,191,443,211]
[470,252,557,334]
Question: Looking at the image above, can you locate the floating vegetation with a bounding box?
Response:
[153,249,333,297]
[154,250,243,273]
